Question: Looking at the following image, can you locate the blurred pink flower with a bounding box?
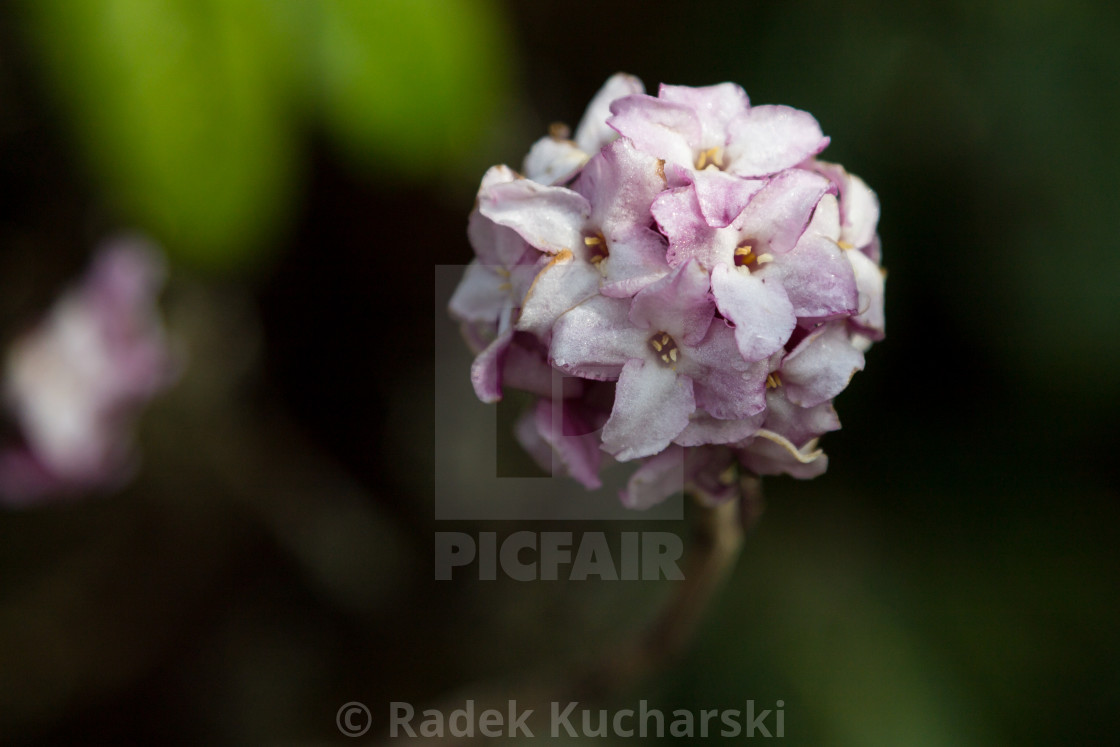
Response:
[0,236,177,505]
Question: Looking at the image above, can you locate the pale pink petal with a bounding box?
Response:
[448,260,511,323]
[653,186,725,269]
[810,160,880,249]
[479,179,591,254]
[780,323,865,407]
[725,104,829,177]
[575,73,645,154]
[608,94,699,167]
[846,248,886,338]
[689,168,767,228]
[602,359,694,461]
[467,207,534,268]
[710,264,796,362]
[674,410,763,447]
[739,430,829,479]
[523,136,588,185]
[761,195,857,318]
[658,82,751,150]
[620,445,685,510]
[577,138,666,234]
[628,260,714,345]
[598,226,671,298]
[762,390,841,447]
[679,322,769,419]
[516,251,601,336]
[549,295,648,381]
[469,325,514,403]
[534,399,603,489]
[500,334,584,399]
[731,169,830,257]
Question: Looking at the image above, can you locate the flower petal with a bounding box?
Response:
[780,323,865,407]
[680,321,769,419]
[608,94,699,167]
[523,135,588,185]
[811,160,880,249]
[846,247,886,339]
[549,295,648,380]
[534,399,604,489]
[762,195,858,318]
[689,168,767,229]
[761,389,841,447]
[731,168,830,257]
[469,325,514,403]
[448,260,511,323]
[658,82,751,150]
[517,250,601,336]
[628,259,714,345]
[725,104,829,177]
[467,198,533,268]
[602,359,694,461]
[599,226,671,298]
[674,410,763,447]
[739,429,829,479]
[710,264,796,361]
[501,333,583,399]
[479,178,591,254]
[574,73,645,154]
[577,138,666,234]
[620,444,685,510]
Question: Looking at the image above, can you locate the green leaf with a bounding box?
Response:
[316,0,511,179]
[22,0,302,271]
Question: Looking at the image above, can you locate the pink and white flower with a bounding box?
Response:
[0,237,177,505]
[452,74,885,508]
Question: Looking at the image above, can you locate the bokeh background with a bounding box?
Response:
[2,0,1118,743]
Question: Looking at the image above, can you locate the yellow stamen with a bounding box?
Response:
[648,331,679,367]
[837,240,855,250]
[498,282,512,292]
[548,122,571,141]
[583,232,609,266]
[766,372,783,389]
[656,159,667,183]
[719,464,737,485]
[695,146,723,170]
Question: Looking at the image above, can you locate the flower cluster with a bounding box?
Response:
[0,237,177,505]
[451,74,883,508]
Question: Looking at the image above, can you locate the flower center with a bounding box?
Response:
[648,331,679,366]
[695,146,723,171]
[733,242,774,271]
[583,232,609,265]
[766,372,783,389]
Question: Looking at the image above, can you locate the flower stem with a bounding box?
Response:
[575,490,749,699]
[386,488,753,745]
